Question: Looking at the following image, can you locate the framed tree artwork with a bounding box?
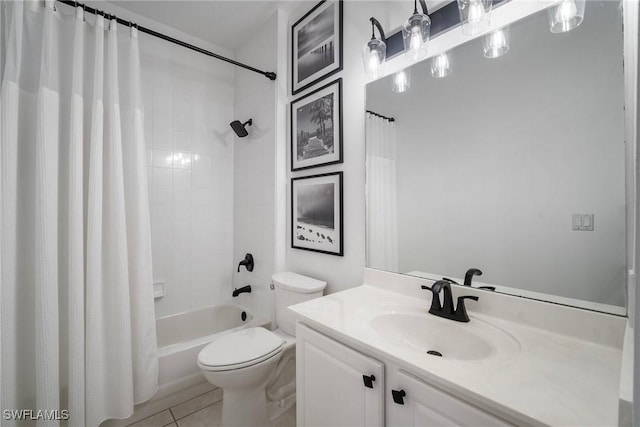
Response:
[291,0,343,95]
[291,172,343,256]
[291,78,342,171]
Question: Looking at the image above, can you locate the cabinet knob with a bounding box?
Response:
[392,389,406,405]
[362,374,376,388]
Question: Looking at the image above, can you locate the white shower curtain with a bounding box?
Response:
[366,113,399,272]
[0,2,158,426]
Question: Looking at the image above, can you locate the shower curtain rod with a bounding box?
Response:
[56,0,277,81]
[366,110,395,122]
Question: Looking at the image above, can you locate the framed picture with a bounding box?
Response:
[291,0,343,95]
[291,78,342,171]
[292,172,343,256]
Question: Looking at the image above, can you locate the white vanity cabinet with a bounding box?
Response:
[296,322,513,427]
[296,323,385,426]
[387,369,513,426]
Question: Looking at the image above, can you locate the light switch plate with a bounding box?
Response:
[572,214,582,231]
[572,214,594,231]
[583,214,594,231]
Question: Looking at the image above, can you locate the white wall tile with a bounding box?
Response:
[232,12,278,326]
[152,149,173,168]
[143,33,235,318]
[153,167,172,187]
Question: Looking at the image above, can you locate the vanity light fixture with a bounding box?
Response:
[392,70,411,93]
[362,17,387,79]
[483,27,509,58]
[457,0,492,36]
[431,52,452,78]
[402,0,431,61]
[548,0,585,33]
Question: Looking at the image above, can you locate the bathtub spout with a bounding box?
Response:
[232,285,252,297]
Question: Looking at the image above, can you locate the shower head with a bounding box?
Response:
[230,119,253,138]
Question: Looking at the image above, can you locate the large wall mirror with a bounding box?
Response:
[365,1,628,315]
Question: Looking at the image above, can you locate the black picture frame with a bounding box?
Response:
[291,172,344,256]
[291,0,343,95]
[291,78,343,172]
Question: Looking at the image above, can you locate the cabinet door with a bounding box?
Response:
[296,323,384,427]
[388,370,513,427]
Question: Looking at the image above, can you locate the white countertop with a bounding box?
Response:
[289,279,624,426]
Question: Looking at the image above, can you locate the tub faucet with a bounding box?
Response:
[232,285,252,297]
[237,253,254,272]
[421,280,478,323]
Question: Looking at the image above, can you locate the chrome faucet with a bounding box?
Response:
[421,280,478,323]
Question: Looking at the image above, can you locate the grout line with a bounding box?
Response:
[174,402,219,423]
[170,389,222,422]
[168,407,177,423]
[127,409,173,427]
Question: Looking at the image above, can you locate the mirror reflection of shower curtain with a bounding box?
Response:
[366,113,399,271]
[0,2,158,426]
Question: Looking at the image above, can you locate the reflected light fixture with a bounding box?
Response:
[362,17,387,79]
[457,0,492,36]
[548,0,585,33]
[402,0,431,61]
[431,52,452,78]
[392,70,411,93]
[483,27,509,58]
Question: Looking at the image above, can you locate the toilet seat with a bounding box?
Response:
[198,327,284,372]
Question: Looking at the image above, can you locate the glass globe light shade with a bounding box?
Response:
[457,0,492,36]
[431,52,452,78]
[402,12,431,61]
[362,37,386,80]
[392,70,411,93]
[548,0,585,33]
[483,27,510,58]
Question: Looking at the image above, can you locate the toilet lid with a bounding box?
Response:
[198,327,284,370]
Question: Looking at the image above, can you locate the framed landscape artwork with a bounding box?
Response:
[291,172,343,256]
[291,78,342,171]
[291,0,343,95]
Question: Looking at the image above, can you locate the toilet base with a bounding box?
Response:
[221,384,270,427]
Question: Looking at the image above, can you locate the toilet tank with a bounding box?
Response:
[272,272,327,336]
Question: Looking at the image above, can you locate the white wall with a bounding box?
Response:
[284,1,397,294]
[232,11,282,324]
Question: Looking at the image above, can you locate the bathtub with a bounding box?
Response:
[154,303,269,399]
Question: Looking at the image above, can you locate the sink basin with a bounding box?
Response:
[371,312,520,361]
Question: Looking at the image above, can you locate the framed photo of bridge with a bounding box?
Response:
[291,0,343,95]
[291,172,343,256]
[291,78,343,171]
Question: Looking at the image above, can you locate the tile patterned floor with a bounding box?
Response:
[127,389,295,427]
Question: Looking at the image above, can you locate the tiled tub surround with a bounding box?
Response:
[140,31,235,318]
[289,268,626,426]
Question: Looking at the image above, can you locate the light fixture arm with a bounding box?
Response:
[369,17,386,42]
[418,0,429,15]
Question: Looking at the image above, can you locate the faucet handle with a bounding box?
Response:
[454,295,478,322]
[463,268,482,286]
[420,285,441,312]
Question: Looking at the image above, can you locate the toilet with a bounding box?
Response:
[197,272,327,426]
